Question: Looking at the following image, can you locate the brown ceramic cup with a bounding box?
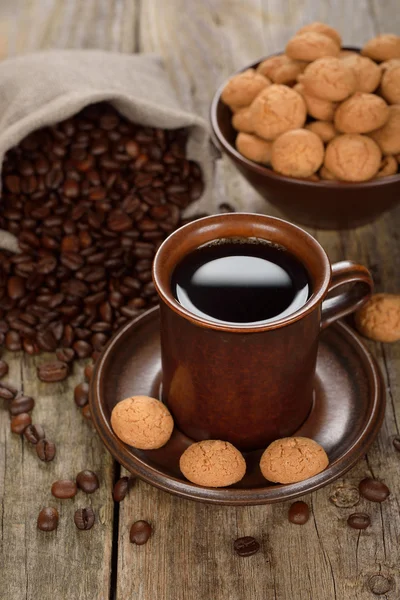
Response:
[152,213,373,451]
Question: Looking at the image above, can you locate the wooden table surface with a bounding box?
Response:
[1,1,400,599]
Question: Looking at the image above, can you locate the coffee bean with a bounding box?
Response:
[0,384,15,400]
[61,252,84,271]
[288,501,310,525]
[74,507,95,530]
[36,439,56,462]
[56,348,75,363]
[37,507,59,532]
[84,363,94,381]
[129,520,152,545]
[9,395,35,415]
[5,330,21,351]
[73,341,92,359]
[24,424,45,444]
[38,361,69,382]
[37,255,57,275]
[233,536,260,557]
[347,512,371,530]
[11,412,32,434]
[51,479,77,499]
[37,329,57,352]
[393,436,400,452]
[76,470,99,494]
[82,404,92,420]
[74,382,89,407]
[112,476,132,502]
[7,276,25,300]
[359,478,390,503]
[0,359,9,379]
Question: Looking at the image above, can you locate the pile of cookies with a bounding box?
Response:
[221,23,400,182]
[111,395,329,488]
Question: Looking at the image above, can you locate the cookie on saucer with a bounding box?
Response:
[111,395,174,450]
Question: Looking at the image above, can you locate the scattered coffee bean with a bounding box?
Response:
[37,507,59,532]
[74,507,95,530]
[0,384,16,400]
[129,520,152,545]
[56,347,75,363]
[37,361,69,382]
[11,412,31,434]
[393,436,400,452]
[73,340,92,359]
[0,359,9,379]
[233,536,260,557]
[347,512,371,530]
[359,478,390,503]
[82,404,92,420]
[74,382,89,407]
[76,470,99,494]
[24,424,45,444]
[36,439,56,462]
[84,363,94,382]
[9,395,35,415]
[288,501,310,525]
[51,479,77,499]
[113,476,131,502]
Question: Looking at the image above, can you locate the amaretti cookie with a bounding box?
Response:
[370,104,400,154]
[260,436,329,484]
[324,134,381,181]
[376,155,398,178]
[271,129,324,177]
[334,93,389,134]
[300,57,356,101]
[257,54,307,84]
[342,54,381,93]
[296,22,341,47]
[319,165,336,180]
[111,395,174,450]
[286,32,340,62]
[179,440,246,487]
[232,107,253,133]
[250,84,307,140]
[294,83,337,120]
[236,132,272,164]
[305,120,337,142]
[380,64,400,104]
[355,293,400,342]
[221,69,271,110]
[361,34,400,62]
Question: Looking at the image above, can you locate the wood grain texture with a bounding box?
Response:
[0,1,399,599]
[0,354,115,600]
[0,1,139,599]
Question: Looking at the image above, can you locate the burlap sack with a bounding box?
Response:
[0,49,219,253]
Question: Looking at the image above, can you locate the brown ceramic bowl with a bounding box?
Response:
[210,48,400,230]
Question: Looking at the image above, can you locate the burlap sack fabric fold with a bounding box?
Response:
[0,49,218,253]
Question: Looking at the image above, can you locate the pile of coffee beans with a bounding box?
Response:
[0,102,204,365]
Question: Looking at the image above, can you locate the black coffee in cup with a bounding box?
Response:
[171,238,310,325]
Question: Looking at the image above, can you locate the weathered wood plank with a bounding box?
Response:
[0,1,139,599]
[0,354,115,600]
[117,2,400,600]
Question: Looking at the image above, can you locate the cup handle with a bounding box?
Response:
[320,261,373,330]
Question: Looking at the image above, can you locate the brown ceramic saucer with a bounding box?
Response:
[90,306,385,505]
